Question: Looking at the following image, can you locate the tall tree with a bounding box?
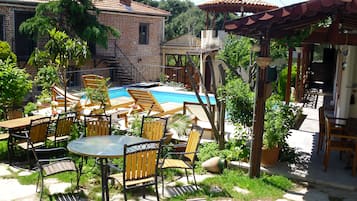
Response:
[20,0,119,48]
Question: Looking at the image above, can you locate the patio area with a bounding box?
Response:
[1,95,357,200]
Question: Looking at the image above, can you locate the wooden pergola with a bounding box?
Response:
[224,0,357,177]
[198,0,278,29]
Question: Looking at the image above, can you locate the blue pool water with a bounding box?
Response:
[108,87,216,104]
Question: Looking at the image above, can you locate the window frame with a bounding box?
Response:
[0,15,4,41]
[139,23,149,45]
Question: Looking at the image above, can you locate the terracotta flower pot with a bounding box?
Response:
[261,146,280,167]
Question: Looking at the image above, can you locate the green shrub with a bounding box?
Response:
[0,41,17,63]
[24,102,37,115]
[277,65,297,101]
[222,78,254,126]
[0,59,32,112]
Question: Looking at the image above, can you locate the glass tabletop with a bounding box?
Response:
[67,135,148,158]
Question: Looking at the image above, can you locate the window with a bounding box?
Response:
[0,15,4,40]
[139,23,149,44]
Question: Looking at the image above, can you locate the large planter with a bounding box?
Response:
[261,146,280,167]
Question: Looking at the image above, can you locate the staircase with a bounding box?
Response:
[101,46,146,86]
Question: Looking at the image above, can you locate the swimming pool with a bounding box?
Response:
[108,87,216,104]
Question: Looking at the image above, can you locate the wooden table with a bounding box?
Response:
[0,115,46,164]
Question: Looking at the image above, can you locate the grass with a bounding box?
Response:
[167,169,293,201]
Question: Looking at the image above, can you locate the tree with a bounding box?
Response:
[20,0,120,48]
[29,29,89,111]
[0,59,32,116]
[187,55,227,149]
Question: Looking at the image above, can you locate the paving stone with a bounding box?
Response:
[233,186,250,195]
[17,169,34,176]
[303,188,329,201]
[46,178,72,195]
[283,187,307,201]
[0,179,37,201]
[0,165,11,176]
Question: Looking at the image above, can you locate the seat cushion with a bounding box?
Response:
[109,173,155,187]
[47,135,70,142]
[43,160,77,176]
[17,141,45,150]
[161,158,191,169]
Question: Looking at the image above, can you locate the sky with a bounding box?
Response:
[193,0,306,7]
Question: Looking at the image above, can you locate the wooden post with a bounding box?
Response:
[295,52,301,102]
[249,36,270,178]
[285,48,293,104]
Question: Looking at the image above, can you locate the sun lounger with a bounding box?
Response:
[82,74,134,111]
[183,101,216,139]
[51,84,81,110]
[127,88,183,116]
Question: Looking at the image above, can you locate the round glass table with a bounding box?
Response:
[67,135,148,201]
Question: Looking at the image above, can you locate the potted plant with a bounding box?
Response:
[261,96,296,167]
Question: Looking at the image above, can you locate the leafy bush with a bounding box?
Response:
[222,78,254,126]
[264,95,298,149]
[0,41,17,63]
[277,65,297,101]
[24,102,37,116]
[0,59,32,112]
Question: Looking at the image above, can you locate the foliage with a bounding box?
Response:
[167,113,192,136]
[264,95,297,149]
[20,0,120,48]
[29,29,89,108]
[276,27,313,48]
[270,40,288,60]
[129,113,142,137]
[0,41,17,63]
[24,102,38,116]
[277,64,297,101]
[221,78,254,127]
[0,59,32,112]
[165,7,205,39]
[198,129,250,165]
[85,77,110,111]
[169,170,293,201]
[218,35,252,71]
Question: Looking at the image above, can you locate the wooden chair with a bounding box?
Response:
[160,125,204,195]
[83,114,111,137]
[82,74,134,110]
[108,140,163,201]
[140,116,168,141]
[127,88,183,116]
[317,106,325,154]
[31,146,79,200]
[9,117,51,165]
[324,116,357,175]
[0,109,24,141]
[47,112,77,146]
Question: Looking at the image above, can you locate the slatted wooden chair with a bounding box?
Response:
[82,74,134,110]
[160,125,204,195]
[47,112,77,146]
[324,116,357,175]
[9,117,51,165]
[141,116,168,141]
[127,88,183,116]
[108,140,163,201]
[83,114,111,137]
[0,109,24,141]
[31,145,79,200]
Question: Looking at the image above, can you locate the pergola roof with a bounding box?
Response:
[224,0,357,42]
[198,0,278,13]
